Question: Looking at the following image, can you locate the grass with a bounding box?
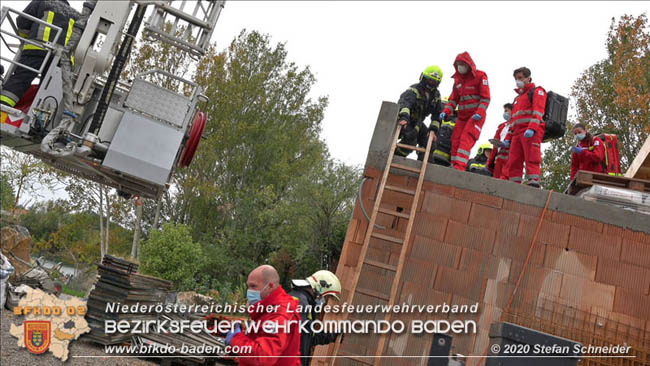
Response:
[62,286,86,298]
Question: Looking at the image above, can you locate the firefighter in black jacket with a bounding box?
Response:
[395,65,444,161]
[466,143,493,176]
[1,0,79,110]
[289,270,342,366]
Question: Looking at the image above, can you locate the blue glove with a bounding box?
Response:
[472,113,482,121]
[439,112,447,121]
[500,140,510,148]
[524,129,535,138]
[225,322,241,345]
[572,146,584,154]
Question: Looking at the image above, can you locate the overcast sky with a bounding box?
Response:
[2,1,648,203]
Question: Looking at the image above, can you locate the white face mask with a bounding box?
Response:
[457,64,469,74]
[515,79,525,88]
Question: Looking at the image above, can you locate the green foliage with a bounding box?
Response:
[62,286,86,298]
[542,14,650,188]
[0,173,14,210]
[140,223,204,291]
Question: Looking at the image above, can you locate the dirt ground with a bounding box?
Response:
[1,307,160,366]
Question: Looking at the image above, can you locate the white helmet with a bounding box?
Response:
[307,270,341,301]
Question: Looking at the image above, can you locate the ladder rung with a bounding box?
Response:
[385,184,416,195]
[364,259,397,272]
[396,143,426,153]
[371,232,403,244]
[355,287,390,301]
[338,350,374,365]
[390,162,421,174]
[378,207,410,219]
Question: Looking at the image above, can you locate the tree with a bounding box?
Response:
[542,13,650,191]
[0,147,57,211]
[1,173,15,211]
[140,223,204,291]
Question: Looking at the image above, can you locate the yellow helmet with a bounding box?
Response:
[420,65,443,82]
[307,270,341,301]
[477,143,493,155]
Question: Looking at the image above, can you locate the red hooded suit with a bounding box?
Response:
[441,52,490,171]
[504,82,547,185]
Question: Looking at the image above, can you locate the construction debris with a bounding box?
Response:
[85,255,172,345]
[579,184,650,215]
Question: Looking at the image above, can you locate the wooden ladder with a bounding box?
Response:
[331,125,435,365]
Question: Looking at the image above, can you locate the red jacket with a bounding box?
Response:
[230,286,301,366]
[510,83,547,135]
[442,52,490,134]
[570,135,605,180]
[487,120,510,172]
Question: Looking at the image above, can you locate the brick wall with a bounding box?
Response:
[312,166,650,366]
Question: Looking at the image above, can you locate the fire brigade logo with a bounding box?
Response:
[24,321,51,354]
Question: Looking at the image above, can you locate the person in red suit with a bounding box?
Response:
[504,67,547,187]
[570,123,605,180]
[487,103,513,180]
[226,265,301,366]
[440,51,490,171]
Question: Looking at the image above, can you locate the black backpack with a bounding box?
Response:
[528,88,568,142]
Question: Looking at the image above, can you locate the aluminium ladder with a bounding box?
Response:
[331,125,435,365]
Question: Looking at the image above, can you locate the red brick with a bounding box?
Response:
[602,224,624,237]
[544,245,597,280]
[422,181,455,197]
[493,232,545,265]
[620,240,650,269]
[434,266,486,302]
[412,213,448,241]
[559,273,616,311]
[621,228,650,245]
[454,188,504,208]
[410,235,461,268]
[550,211,603,233]
[386,173,409,188]
[401,259,437,289]
[567,226,622,259]
[468,203,520,235]
[596,257,650,291]
[517,214,570,248]
[502,199,544,219]
[459,248,511,282]
[421,191,471,223]
[508,263,563,297]
[381,189,415,211]
[483,279,515,308]
[444,220,495,253]
[613,286,650,319]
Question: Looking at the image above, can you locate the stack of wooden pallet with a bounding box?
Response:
[85,255,172,345]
